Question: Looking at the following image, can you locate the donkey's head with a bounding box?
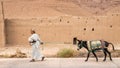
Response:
[73,37,84,50]
[77,40,84,50]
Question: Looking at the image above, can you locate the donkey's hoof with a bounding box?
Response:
[96,60,98,62]
[85,60,88,62]
[110,59,112,61]
[103,59,106,61]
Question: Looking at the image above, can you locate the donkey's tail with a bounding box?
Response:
[109,43,115,51]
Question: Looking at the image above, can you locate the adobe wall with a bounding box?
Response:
[0,2,5,47]
[0,1,119,46]
[5,14,120,45]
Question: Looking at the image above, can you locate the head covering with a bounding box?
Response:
[31,28,36,33]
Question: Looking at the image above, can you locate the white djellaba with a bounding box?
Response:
[28,29,44,62]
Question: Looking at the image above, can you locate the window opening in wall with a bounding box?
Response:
[67,21,70,23]
[84,28,86,31]
[92,28,94,31]
[110,25,112,28]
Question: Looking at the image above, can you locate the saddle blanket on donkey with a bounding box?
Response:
[87,40,105,51]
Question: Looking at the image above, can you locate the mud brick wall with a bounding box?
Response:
[0,2,5,47]
[4,15,120,45]
[0,1,120,46]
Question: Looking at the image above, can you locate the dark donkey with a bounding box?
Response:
[73,38,115,62]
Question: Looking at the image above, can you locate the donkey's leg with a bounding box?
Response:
[103,49,107,61]
[105,49,112,61]
[92,50,98,62]
[85,52,90,62]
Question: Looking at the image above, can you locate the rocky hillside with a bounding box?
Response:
[57,0,120,15]
[1,0,120,18]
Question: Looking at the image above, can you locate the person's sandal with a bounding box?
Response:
[30,59,35,62]
[41,57,45,61]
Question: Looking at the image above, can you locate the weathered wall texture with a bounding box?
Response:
[0,0,120,46]
[5,14,120,45]
[0,2,5,47]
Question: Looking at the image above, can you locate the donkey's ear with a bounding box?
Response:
[73,37,77,45]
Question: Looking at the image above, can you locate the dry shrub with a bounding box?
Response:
[111,50,120,57]
[57,48,74,58]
